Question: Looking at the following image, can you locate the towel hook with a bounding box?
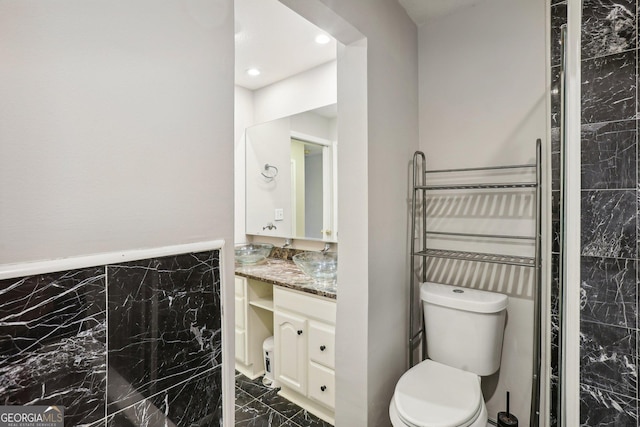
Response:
[261,163,279,181]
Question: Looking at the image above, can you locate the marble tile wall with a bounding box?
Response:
[551,0,639,424]
[0,250,222,426]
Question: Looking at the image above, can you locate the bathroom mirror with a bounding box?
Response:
[245,104,337,242]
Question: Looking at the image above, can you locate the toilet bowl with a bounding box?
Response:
[389,282,508,427]
[389,359,487,427]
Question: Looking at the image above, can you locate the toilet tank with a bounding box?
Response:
[421,282,508,376]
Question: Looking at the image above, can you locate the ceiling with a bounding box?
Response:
[235,0,481,91]
[397,0,484,25]
[234,0,337,90]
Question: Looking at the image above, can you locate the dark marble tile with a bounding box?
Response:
[581,256,637,328]
[107,367,222,427]
[580,384,638,426]
[235,399,294,427]
[0,268,106,426]
[580,321,636,398]
[257,389,304,420]
[552,151,560,191]
[551,2,568,67]
[581,190,636,258]
[582,50,636,124]
[552,218,560,254]
[552,127,561,153]
[237,387,256,408]
[582,0,636,60]
[581,120,636,189]
[551,66,562,128]
[550,375,559,426]
[289,409,333,427]
[106,251,221,415]
[236,374,273,400]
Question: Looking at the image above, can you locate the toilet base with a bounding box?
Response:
[389,394,488,427]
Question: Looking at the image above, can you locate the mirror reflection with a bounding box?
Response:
[245,104,337,242]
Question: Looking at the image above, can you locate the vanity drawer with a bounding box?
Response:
[308,361,335,409]
[235,276,246,297]
[308,322,335,369]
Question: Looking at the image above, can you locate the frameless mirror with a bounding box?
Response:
[245,104,337,242]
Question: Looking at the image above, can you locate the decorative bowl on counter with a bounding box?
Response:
[293,251,337,286]
[234,243,274,265]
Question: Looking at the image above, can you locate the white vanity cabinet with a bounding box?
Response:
[273,287,336,422]
[234,276,274,379]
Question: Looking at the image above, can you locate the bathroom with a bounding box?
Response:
[0,0,633,426]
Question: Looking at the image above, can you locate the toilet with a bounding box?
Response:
[389,282,508,427]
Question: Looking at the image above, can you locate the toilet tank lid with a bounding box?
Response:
[420,282,508,313]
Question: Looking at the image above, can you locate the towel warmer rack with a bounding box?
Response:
[409,139,542,426]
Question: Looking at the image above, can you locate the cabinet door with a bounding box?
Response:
[274,311,307,394]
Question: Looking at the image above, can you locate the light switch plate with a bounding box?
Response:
[275,208,284,221]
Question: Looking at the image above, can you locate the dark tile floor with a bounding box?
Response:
[235,372,334,427]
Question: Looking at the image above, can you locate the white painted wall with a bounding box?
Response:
[0,1,235,423]
[282,1,419,425]
[253,60,337,124]
[245,117,293,237]
[418,0,547,424]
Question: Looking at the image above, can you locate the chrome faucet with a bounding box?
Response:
[321,243,331,254]
[263,222,277,230]
[282,239,292,249]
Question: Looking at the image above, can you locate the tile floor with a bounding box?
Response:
[235,372,334,427]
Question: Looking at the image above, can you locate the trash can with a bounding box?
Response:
[262,336,277,387]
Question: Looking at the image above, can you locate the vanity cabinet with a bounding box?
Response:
[234,276,274,379]
[273,287,336,422]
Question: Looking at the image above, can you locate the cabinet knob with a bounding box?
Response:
[297,330,303,335]
[320,345,326,351]
[321,385,327,392]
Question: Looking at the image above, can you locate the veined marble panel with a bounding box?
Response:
[582,50,636,124]
[551,191,559,257]
[107,367,222,427]
[106,251,221,417]
[580,383,638,426]
[581,0,636,60]
[581,190,636,258]
[551,66,561,129]
[551,2,568,67]
[580,321,636,398]
[580,256,637,328]
[0,268,106,426]
[581,120,636,190]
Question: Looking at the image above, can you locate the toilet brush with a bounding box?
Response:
[497,391,518,427]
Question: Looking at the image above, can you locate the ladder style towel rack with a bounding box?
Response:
[409,139,542,426]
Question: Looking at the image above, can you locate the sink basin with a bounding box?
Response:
[293,252,337,285]
[235,243,274,265]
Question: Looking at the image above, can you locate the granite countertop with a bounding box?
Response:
[234,258,337,299]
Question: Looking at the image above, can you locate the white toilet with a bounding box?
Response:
[389,282,508,427]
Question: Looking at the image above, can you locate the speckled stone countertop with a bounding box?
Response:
[235,258,337,299]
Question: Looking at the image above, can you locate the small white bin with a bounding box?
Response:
[262,336,277,387]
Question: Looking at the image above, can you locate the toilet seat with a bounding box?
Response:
[393,359,483,427]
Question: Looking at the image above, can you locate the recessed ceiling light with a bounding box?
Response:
[315,34,331,45]
[246,68,261,77]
